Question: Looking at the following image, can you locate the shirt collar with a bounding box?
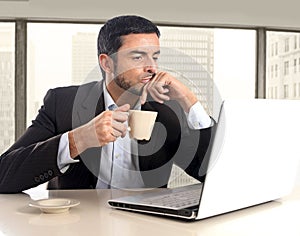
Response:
[103,82,142,110]
[103,82,116,110]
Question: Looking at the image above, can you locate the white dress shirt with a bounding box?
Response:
[57,83,212,189]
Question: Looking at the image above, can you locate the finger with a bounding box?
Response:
[112,121,127,137]
[115,103,130,112]
[111,129,126,139]
[140,83,150,105]
[155,72,172,88]
[110,132,118,140]
[140,72,169,104]
[153,71,168,83]
[148,83,170,103]
[112,111,129,122]
[161,86,169,94]
[153,82,169,94]
[149,90,170,103]
[112,104,130,122]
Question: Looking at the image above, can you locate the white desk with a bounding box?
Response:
[0,187,300,236]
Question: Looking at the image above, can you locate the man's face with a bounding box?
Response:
[112,33,160,95]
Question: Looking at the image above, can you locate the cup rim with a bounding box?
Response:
[129,110,158,114]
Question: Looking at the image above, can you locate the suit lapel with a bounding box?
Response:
[72,81,105,187]
[75,81,105,125]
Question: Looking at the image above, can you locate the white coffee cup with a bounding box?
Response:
[128,110,158,140]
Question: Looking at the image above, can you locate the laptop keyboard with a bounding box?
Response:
[140,187,202,209]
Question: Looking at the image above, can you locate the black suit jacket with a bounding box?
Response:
[0,81,213,193]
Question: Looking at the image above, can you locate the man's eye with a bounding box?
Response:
[132,56,143,61]
[153,57,159,61]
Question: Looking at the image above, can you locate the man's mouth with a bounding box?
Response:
[141,74,155,84]
[141,78,151,84]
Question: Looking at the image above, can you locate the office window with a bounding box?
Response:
[267,31,300,99]
[0,23,15,154]
[159,27,256,118]
[274,87,278,98]
[271,43,274,57]
[284,85,289,98]
[271,65,274,78]
[159,27,256,187]
[284,61,289,76]
[269,87,273,98]
[27,23,102,126]
[212,28,256,116]
[27,23,256,188]
[27,24,256,125]
[284,38,290,52]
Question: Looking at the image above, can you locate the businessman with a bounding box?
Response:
[0,15,213,193]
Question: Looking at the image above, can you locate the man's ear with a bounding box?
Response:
[99,54,113,74]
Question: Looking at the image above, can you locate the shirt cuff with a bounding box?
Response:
[185,101,212,129]
[57,132,79,173]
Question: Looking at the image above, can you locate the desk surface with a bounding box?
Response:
[0,186,300,236]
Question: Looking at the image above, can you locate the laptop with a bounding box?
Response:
[108,99,300,220]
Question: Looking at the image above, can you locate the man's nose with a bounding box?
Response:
[144,59,158,74]
[145,65,157,74]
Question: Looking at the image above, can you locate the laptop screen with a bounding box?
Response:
[197,99,300,219]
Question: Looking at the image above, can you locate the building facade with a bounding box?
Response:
[267,32,300,99]
[72,32,101,85]
[0,25,14,153]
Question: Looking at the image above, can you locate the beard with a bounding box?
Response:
[114,74,145,96]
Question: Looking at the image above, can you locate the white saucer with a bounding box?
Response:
[29,198,80,214]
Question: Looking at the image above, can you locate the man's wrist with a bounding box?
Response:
[186,101,212,129]
[179,92,198,113]
[68,129,85,159]
[57,132,79,173]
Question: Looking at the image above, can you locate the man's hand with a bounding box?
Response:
[68,104,130,158]
[140,71,198,112]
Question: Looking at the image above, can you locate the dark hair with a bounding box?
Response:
[97,15,160,78]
